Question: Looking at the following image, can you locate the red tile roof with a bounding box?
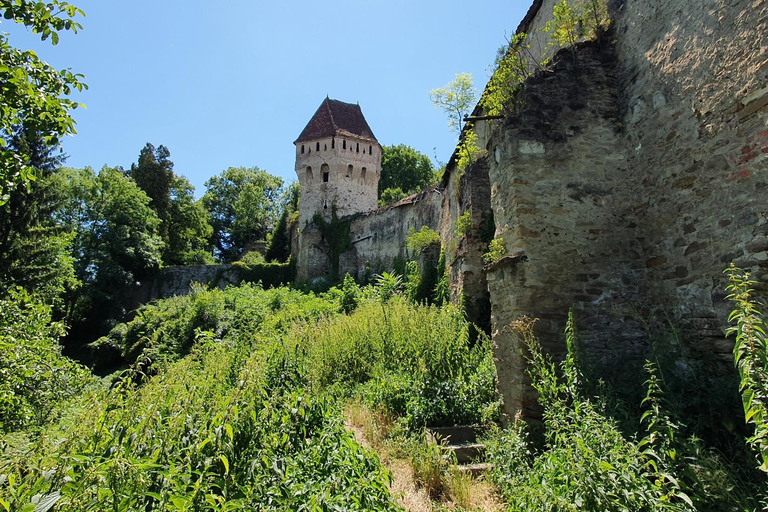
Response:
[294,97,378,144]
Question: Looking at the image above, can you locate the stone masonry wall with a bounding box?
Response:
[486,41,645,419]
[612,0,768,357]
[483,0,768,420]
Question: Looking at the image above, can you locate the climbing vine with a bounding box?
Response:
[313,206,351,281]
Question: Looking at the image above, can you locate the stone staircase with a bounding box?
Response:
[427,425,491,476]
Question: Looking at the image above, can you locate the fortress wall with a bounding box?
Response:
[484,0,768,420]
[486,41,644,419]
[340,188,444,280]
[611,0,768,355]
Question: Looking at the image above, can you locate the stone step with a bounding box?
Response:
[449,442,486,464]
[427,425,483,445]
[457,462,492,477]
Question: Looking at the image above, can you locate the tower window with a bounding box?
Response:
[361,167,367,184]
[356,143,359,153]
[301,145,305,154]
[332,138,335,149]
[343,140,347,150]
[306,166,313,180]
[369,145,372,155]
[324,144,327,151]
[316,142,320,151]
[347,164,353,178]
[321,163,329,183]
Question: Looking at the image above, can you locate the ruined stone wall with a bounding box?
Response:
[482,0,768,420]
[342,189,444,280]
[612,0,768,356]
[129,265,240,309]
[486,41,645,419]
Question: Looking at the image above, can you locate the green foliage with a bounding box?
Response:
[306,300,499,428]
[312,208,351,281]
[482,33,533,116]
[0,288,91,432]
[485,315,761,511]
[378,144,435,198]
[544,0,611,62]
[433,245,449,306]
[429,73,477,135]
[128,143,174,243]
[0,0,87,204]
[456,127,480,173]
[726,265,768,472]
[100,283,332,366]
[1,226,79,308]
[483,237,506,266]
[405,226,441,254]
[340,273,360,314]
[378,187,407,208]
[453,211,472,239]
[1,340,400,511]
[203,166,283,261]
[56,166,164,285]
[164,175,213,265]
[231,258,294,289]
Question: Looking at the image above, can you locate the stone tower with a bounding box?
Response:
[294,97,381,228]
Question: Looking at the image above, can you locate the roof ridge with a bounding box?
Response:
[325,97,340,133]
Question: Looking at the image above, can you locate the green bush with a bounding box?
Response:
[0,288,92,432]
[304,300,500,428]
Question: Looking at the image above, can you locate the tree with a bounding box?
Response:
[164,175,213,265]
[265,181,300,263]
[0,1,87,204]
[429,73,476,135]
[378,144,435,199]
[202,167,283,261]
[128,143,174,243]
[54,166,163,289]
[0,129,76,308]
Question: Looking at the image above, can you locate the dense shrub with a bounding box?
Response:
[0,288,92,432]
[302,299,500,427]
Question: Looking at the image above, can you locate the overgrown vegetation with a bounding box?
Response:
[1,277,500,510]
[726,265,768,472]
[484,313,765,511]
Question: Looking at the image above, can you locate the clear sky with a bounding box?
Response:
[3,1,532,196]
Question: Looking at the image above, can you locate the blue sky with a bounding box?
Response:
[3,1,531,196]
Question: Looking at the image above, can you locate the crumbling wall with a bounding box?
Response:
[612,0,768,357]
[486,41,644,419]
[341,188,443,280]
[483,0,768,420]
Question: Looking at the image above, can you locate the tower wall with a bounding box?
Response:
[295,136,381,229]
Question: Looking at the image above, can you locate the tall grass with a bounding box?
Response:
[299,298,500,428]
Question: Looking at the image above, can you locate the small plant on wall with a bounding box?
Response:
[483,237,507,266]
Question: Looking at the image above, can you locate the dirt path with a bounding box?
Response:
[345,415,504,512]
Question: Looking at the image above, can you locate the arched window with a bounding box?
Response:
[321,163,330,183]
[301,145,305,154]
[316,142,320,151]
[343,140,347,150]
[356,142,359,153]
[369,145,372,155]
[306,166,313,180]
[360,167,367,184]
[346,164,353,178]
